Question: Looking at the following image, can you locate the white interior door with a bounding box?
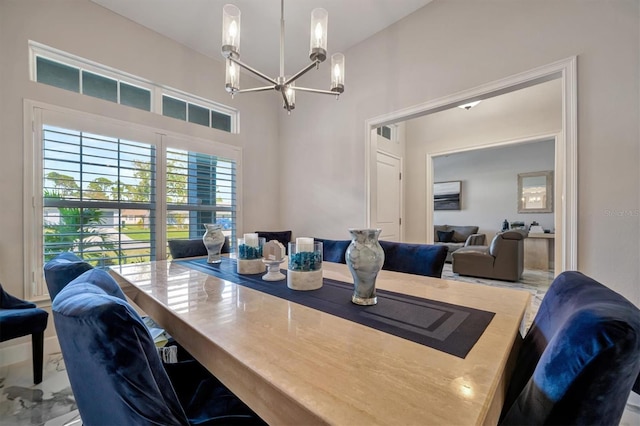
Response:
[376,151,402,241]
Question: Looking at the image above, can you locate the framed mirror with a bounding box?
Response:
[518,171,553,213]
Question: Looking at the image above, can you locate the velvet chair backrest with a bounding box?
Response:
[44,252,93,301]
[313,238,350,263]
[168,237,230,259]
[52,274,189,425]
[70,269,127,301]
[378,241,448,278]
[500,271,640,425]
[255,231,292,253]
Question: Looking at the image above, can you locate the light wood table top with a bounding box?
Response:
[109,260,530,426]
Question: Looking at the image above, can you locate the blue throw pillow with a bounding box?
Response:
[437,230,454,243]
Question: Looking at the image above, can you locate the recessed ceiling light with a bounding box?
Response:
[458,101,481,110]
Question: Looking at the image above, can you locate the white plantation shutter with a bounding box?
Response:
[42,125,156,266]
[28,105,242,299]
[165,148,237,248]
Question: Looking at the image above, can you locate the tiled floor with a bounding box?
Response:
[1,266,638,425]
[441,263,554,331]
[0,355,78,426]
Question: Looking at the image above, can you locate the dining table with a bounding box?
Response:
[109,256,530,425]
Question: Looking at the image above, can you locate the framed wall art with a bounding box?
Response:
[434,181,461,210]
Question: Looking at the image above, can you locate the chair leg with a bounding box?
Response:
[32,331,44,384]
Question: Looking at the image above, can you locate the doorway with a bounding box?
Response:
[365,57,577,274]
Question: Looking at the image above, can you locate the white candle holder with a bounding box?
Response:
[287,241,323,291]
[262,240,286,281]
[263,259,286,281]
[237,236,266,274]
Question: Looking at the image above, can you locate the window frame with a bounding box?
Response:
[24,100,243,301]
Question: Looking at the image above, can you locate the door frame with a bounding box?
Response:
[364,56,577,273]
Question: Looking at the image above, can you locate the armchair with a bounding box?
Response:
[52,271,262,425]
[0,284,49,384]
[500,271,640,425]
[451,231,524,281]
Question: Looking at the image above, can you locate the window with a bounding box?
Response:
[27,104,242,299]
[82,70,118,103]
[29,41,237,133]
[165,149,236,247]
[42,125,155,265]
[36,57,79,92]
[120,82,152,111]
[163,96,187,120]
[162,95,233,132]
[376,126,393,140]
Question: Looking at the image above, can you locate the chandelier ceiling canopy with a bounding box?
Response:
[221,0,345,113]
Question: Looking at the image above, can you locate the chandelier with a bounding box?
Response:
[221,0,345,113]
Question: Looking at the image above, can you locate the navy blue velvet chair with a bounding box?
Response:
[378,241,448,278]
[314,238,350,263]
[44,252,92,300]
[0,284,48,384]
[52,271,262,425]
[500,271,640,425]
[169,237,230,259]
[255,230,292,253]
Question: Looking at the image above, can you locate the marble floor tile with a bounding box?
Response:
[0,354,76,426]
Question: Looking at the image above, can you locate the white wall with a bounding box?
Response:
[279,0,639,305]
[0,0,280,343]
[431,140,555,243]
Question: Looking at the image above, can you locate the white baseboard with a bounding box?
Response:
[0,336,61,367]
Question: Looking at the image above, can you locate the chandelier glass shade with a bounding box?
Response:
[221,0,345,113]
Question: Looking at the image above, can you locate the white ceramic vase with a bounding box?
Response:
[346,228,384,305]
[202,223,225,264]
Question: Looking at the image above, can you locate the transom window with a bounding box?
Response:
[376,125,397,141]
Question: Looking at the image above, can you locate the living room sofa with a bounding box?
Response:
[434,225,486,263]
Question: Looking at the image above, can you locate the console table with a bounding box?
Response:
[524,233,555,271]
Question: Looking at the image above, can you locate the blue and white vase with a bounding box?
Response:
[202,223,225,264]
[346,228,384,305]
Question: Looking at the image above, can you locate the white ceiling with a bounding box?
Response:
[91,0,432,79]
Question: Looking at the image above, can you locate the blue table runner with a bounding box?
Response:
[175,257,495,358]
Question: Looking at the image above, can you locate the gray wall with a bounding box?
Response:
[432,140,555,243]
[278,0,639,305]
